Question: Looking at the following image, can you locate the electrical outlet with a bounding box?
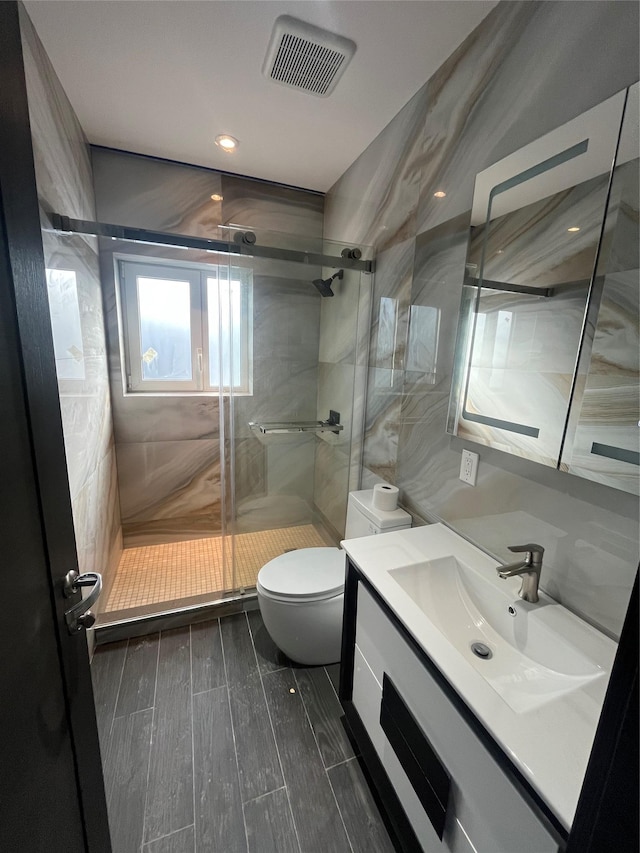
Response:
[459,449,479,486]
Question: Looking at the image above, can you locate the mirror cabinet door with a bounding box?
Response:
[560,83,640,495]
[448,87,633,476]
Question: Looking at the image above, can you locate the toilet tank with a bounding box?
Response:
[345,489,411,539]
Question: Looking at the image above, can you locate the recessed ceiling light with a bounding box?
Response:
[215,134,239,153]
[210,193,223,202]
[433,190,447,198]
[567,226,581,232]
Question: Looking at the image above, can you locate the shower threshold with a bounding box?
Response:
[94,592,258,645]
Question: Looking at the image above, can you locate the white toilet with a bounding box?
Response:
[256,489,411,665]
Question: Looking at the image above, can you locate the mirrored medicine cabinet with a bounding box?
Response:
[447,82,639,496]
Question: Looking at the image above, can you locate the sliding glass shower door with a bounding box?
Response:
[58,220,372,620]
[92,229,238,616]
[223,228,372,592]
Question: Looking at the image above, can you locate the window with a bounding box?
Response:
[119,258,252,394]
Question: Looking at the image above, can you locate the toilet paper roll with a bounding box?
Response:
[372,483,399,512]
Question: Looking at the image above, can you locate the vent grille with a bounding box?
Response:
[263,16,356,98]
[271,34,345,96]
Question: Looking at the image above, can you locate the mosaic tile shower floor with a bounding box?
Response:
[105,524,329,612]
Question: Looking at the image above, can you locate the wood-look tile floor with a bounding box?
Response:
[105,525,329,613]
[91,610,397,853]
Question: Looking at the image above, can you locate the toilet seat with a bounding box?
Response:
[257,547,345,602]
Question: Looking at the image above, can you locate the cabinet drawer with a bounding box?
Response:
[353,582,559,853]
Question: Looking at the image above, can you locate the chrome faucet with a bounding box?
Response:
[496,543,545,603]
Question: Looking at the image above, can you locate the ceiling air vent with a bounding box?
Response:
[263,15,356,98]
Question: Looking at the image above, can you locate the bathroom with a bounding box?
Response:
[1,1,637,852]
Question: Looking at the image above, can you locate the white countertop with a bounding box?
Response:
[341,523,617,832]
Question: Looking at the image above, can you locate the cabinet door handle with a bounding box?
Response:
[381,673,451,840]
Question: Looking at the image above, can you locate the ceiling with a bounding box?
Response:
[24,0,497,192]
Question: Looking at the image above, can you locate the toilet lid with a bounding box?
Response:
[258,547,345,599]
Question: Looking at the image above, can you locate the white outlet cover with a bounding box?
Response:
[460,449,479,486]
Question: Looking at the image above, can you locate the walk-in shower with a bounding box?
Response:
[49,214,373,632]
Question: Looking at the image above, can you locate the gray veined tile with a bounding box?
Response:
[323,82,427,253]
[313,440,351,537]
[20,8,95,219]
[116,439,221,524]
[91,639,127,754]
[143,825,195,853]
[114,632,159,718]
[221,613,284,802]
[262,668,352,853]
[93,147,224,237]
[221,174,324,240]
[247,609,289,674]
[193,687,247,853]
[104,708,153,853]
[220,613,258,687]
[328,758,395,853]
[243,788,300,853]
[144,628,193,844]
[368,238,415,374]
[316,362,356,453]
[72,444,119,580]
[111,393,219,444]
[317,266,363,366]
[294,667,354,769]
[362,384,402,483]
[227,674,284,802]
[325,664,341,697]
[191,619,225,694]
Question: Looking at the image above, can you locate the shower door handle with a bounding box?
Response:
[63,570,102,634]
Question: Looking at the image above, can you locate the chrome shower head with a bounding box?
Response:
[311,269,343,297]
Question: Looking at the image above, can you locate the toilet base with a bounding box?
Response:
[257,587,344,665]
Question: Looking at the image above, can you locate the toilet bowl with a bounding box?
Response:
[257,489,411,665]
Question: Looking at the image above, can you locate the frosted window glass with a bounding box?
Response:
[137,277,192,381]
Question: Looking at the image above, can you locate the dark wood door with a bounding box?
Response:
[0,4,111,851]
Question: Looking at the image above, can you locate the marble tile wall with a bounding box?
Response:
[325,0,639,638]
[314,250,372,537]
[93,149,328,545]
[92,147,324,240]
[19,7,122,611]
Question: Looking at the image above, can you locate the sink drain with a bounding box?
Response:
[470,641,492,660]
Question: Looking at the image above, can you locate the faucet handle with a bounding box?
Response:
[508,543,544,566]
[508,543,544,554]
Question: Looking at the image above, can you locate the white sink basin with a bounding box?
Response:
[389,555,608,713]
[342,522,618,828]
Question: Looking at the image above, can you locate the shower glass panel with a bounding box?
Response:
[224,227,372,591]
[93,230,237,617]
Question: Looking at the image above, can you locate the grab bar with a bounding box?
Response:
[250,411,343,435]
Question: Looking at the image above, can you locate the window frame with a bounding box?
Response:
[118,256,253,395]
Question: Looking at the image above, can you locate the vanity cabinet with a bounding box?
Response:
[341,572,564,853]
